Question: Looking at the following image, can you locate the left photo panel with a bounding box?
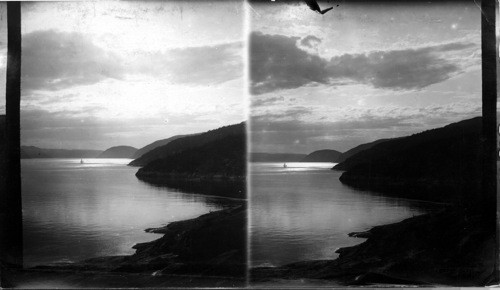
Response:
[6,1,247,287]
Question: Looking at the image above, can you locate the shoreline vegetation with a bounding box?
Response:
[251,117,497,286]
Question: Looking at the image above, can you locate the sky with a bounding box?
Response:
[0,1,495,152]
[17,1,245,150]
[249,1,483,154]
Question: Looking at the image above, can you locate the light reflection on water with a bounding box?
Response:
[22,159,236,267]
[252,162,336,173]
[250,162,440,268]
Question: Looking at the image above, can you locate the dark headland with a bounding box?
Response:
[130,122,244,167]
[134,122,246,199]
[252,117,497,286]
[20,146,103,159]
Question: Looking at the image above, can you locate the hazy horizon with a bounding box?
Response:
[18,2,245,150]
[20,121,245,151]
[250,1,482,154]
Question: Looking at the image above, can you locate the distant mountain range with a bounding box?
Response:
[334,117,482,203]
[97,146,138,158]
[130,123,244,167]
[132,135,193,159]
[20,137,190,160]
[21,146,103,159]
[250,145,389,164]
[20,145,138,159]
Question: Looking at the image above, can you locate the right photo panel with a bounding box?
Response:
[249,0,495,287]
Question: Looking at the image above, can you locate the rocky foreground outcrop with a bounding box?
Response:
[252,208,496,286]
[32,206,247,286]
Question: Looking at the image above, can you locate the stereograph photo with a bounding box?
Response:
[0,0,497,288]
[249,0,496,286]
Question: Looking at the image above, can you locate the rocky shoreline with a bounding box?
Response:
[12,205,247,288]
[251,208,496,286]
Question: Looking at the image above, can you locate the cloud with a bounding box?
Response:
[252,96,284,107]
[300,35,321,49]
[251,32,329,95]
[325,44,473,91]
[250,32,478,95]
[22,30,124,91]
[133,42,243,85]
[254,106,312,122]
[22,30,243,92]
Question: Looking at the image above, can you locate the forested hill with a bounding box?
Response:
[335,117,483,203]
[130,122,244,167]
[21,146,103,159]
[136,130,245,180]
[133,122,245,199]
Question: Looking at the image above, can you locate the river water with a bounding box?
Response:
[22,158,236,267]
[250,162,439,267]
[21,159,440,269]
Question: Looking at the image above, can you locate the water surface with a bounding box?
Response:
[250,162,440,267]
[22,158,236,267]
